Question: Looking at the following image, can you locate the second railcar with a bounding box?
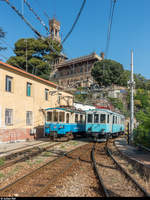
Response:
[85,109,125,139]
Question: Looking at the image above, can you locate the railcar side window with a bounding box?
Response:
[66,113,69,123]
[107,115,109,124]
[94,114,99,123]
[59,112,65,122]
[53,111,58,122]
[113,116,115,124]
[87,114,92,123]
[75,114,78,123]
[47,111,52,122]
[100,114,106,123]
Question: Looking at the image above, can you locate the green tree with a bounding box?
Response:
[7,37,62,80]
[91,59,124,87]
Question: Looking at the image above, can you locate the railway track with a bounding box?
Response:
[93,139,150,197]
[0,142,61,170]
[0,143,94,197]
[0,141,49,157]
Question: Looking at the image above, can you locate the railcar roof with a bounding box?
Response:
[85,109,124,117]
[45,107,85,114]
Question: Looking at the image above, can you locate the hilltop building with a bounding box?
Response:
[49,18,103,88]
[51,52,102,88]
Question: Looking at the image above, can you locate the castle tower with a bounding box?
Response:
[49,18,61,43]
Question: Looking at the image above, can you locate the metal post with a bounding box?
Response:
[130,50,135,143]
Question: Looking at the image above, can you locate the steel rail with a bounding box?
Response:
[0,143,61,170]
[0,141,50,156]
[136,143,150,153]
[106,146,150,197]
[0,143,89,196]
[33,147,88,197]
[91,143,109,197]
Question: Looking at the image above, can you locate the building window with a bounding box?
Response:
[6,76,13,92]
[45,89,49,101]
[26,111,33,125]
[27,82,32,96]
[5,109,13,126]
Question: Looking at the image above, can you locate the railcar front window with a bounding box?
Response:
[59,112,65,122]
[87,114,92,123]
[66,113,69,123]
[53,111,58,122]
[94,114,99,123]
[75,114,78,123]
[80,115,83,123]
[100,114,106,123]
[47,111,52,122]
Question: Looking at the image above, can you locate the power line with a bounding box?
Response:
[62,0,86,44]
[2,0,42,38]
[1,0,62,57]
[24,0,49,35]
[105,0,117,59]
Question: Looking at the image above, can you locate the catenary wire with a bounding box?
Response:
[24,0,49,35]
[1,0,62,57]
[105,0,117,59]
[62,0,86,44]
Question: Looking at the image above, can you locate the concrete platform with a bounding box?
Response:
[115,138,150,168]
[0,138,52,158]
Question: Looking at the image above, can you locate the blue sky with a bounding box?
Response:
[0,0,149,79]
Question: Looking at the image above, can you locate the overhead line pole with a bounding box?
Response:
[129,50,135,143]
[130,50,134,142]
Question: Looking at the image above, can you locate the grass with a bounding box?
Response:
[33,159,43,164]
[71,141,78,146]
[60,145,65,149]
[0,158,5,166]
[0,173,5,178]
[42,151,52,157]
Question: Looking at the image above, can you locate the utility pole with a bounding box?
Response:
[128,50,135,143]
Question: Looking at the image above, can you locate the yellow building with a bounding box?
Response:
[0,61,73,143]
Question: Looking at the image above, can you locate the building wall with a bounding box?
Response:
[54,53,102,88]
[0,64,73,143]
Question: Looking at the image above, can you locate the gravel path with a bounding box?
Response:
[43,144,102,197]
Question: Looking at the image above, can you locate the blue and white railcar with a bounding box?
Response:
[85,109,125,139]
[44,107,86,138]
